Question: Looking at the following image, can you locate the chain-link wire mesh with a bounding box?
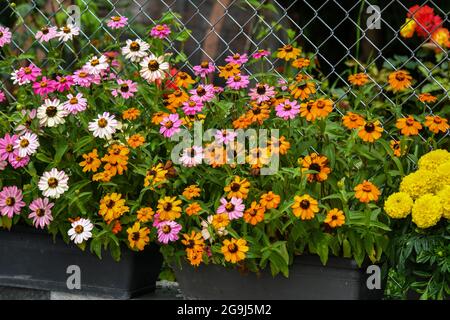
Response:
[0,0,449,147]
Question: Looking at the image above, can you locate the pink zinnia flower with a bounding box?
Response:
[32,77,56,97]
[214,86,224,94]
[217,197,245,220]
[107,16,128,29]
[104,51,120,69]
[0,186,26,218]
[55,75,74,92]
[0,90,5,103]
[16,109,38,135]
[193,61,215,78]
[0,133,18,163]
[16,64,41,84]
[10,152,30,169]
[252,49,270,59]
[215,129,237,145]
[189,84,215,103]
[160,113,182,138]
[64,93,87,114]
[226,74,249,90]
[179,146,203,167]
[111,79,138,99]
[275,99,300,120]
[278,78,288,91]
[35,26,58,42]
[157,220,182,244]
[150,24,171,39]
[225,53,248,65]
[249,83,275,103]
[0,26,12,47]
[182,100,203,115]
[72,69,97,87]
[152,213,162,228]
[28,197,54,229]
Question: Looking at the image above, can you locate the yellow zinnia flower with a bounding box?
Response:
[99,193,129,223]
[127,222,150,251]
[157,196,182,221]
[221,238,249,263]
[224,176,251,199]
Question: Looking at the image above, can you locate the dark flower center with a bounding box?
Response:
[256,85,266,95]
[132,232,140,241]
[130,42,140,51]
[196,86,206,96]
[163,203,173,211]
[106,200,115,208]
[24,67,32,74]
[225,203,235,211]
[300,200,310,209]
[284,45,293,52]
[200,61,209,68]
[36,208,45,217]
[120,84,129,92]
[6,144,14,152]
[48,177,59,188]
[228,243,238,253]
[70,97,78,104]
[5,197,15,206]
[309,163,321,172]
[162,225,171,234]
[98,118,108,128]
[230,183,241,192]
[74,225,84,234]
[63,26,71,34]
[41,27,49,34]
[46,106,57,117]
[148,60,159,71]
[164,120,173,129]
[364,123,375,133]
[20,139,30,148]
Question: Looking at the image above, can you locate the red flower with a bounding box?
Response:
[408,5,443,38]
[155,67,179,91]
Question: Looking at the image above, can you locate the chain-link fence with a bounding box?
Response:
[0,0,449,146]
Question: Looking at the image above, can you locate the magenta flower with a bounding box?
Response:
[157,220,182,244]
[10,152,30,169]
[150,24,171,39]
[275,99,300,120]
[193,61,215,78]
[217,197,245,220]
[111,79,138,99]
[189,84,215,103]
[0,26,12,47]
[152,213,162,228]
[55,75,74,92]
[0,133,18,163]
[215,129,237,145]
[278,78,288,91]
[0,186,26,218]
[16,64,41,84]
[0,90,5,103]
[64,93,87,114]
[214,86,224,94]
[28,197,54,229]
[160,113,182,138]
[104,51,120,68]
[35,26,58,42]
[225,53,248,65]
[182,100,203,115]
[32,77,56,97]
[252,49,270,59]
[226,74,250,90]
[107,16,128,29]
[248,83,276,103]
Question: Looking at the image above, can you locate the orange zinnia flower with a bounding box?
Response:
[289,81,316,100]
[122,108,141,120]
[301,153,331,182]
[182,185,201,200]
[342,112,365,129]
[277,44,301,61]
[166,89,189,110]
[396,116,422,136]
[311,98,333,118]
[218,63,240,78]
[79,149,101,173]
[358,120,383,142]
[388,70,412,92]
[151,111,169,125]
[424,115,449,134]
[418,93,437,103]
[390,140,403,157]
[324,209,345,228]
[348,73,369,86]
[259,191,281,210]
[175,71,195,88]
[127,134,145,149]
[354,180,380,203]
[137,207,154,223]
[299,100,317,122]
[185,202,202,216]
[243,201,265,225]
[291,194,319,220]
[292,57,310,68]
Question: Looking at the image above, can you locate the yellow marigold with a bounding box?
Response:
[437,186,450,219]
[399,170,437,199]
[137,207,154,223]
[384,192,413,219]
[436,161,450,188]
[418,149,450,171]
[411,194,443,229]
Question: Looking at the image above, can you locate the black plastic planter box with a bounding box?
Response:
[0,226,162,299]
[174,255,384,300]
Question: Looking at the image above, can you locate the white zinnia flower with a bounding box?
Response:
[38,168,69,199]
[121,39,149,62]
[37,98,68,127]
[68,218,93,244]
[14,132,40,157]
[179,146,203,167]
[83,55,108,75]
[88,112,118,140]
[58,24,80,42]
[139,54,169,82]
